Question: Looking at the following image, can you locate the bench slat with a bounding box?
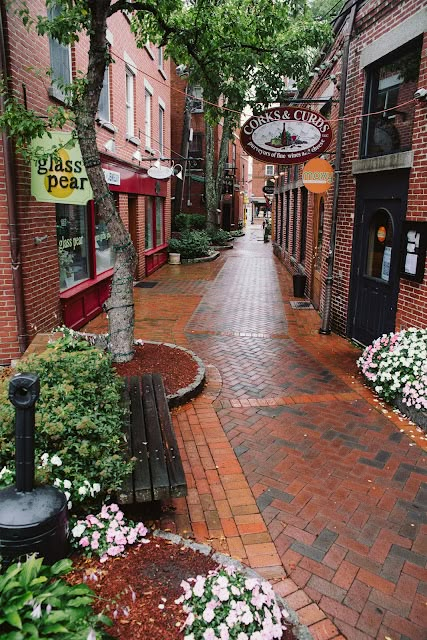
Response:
[117,381,134,504]
[129,376,152,502]
[141,374,170,501]
[152,373,187,498]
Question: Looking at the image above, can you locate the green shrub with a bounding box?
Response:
[189,214,207,230]
[172,213,207,232]
[167,237,183,254]
[0,336,132,513]
[208,228,232,246]
[171,230,211,259]
[172,213,190,232]
[0,554,112,639]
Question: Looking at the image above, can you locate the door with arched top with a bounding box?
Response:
[349,171,408,345]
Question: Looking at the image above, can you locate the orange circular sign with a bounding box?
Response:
[302,158,334,194]
[377,226,386,242]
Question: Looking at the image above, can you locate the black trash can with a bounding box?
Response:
[293,274,307,298]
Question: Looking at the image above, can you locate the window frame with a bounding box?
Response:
[125,66,135,137]
[48,6,72,102]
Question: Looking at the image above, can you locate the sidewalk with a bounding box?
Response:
[87,223,426,640]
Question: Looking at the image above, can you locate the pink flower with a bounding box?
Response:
[203,629,216,640]
[109,504,119,512]
[202,607,215,623]
[79,537,89,548]
[91,540,99,550]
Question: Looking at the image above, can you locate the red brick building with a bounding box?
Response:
[170,76,245,230]
[273,0,427,345]
[0,3,171,364]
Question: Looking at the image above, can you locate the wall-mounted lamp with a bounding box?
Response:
[132,149,142,162]
[174,164,183,180]
[104,138,115,153]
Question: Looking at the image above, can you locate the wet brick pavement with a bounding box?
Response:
[85,221,427,640]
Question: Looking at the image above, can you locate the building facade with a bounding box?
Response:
[273,0,427,345]
[0,2,172,364]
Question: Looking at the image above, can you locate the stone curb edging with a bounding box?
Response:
[181,251,220,264]
[142,340,206,409]
[211,244,234,251]
[153,529,314,640]
[77,334,206,409]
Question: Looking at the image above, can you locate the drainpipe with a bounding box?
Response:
[173,83,192,219]
[0,5,28,354]
[319,0,358,335]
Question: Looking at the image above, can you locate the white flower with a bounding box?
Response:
[63,479,72,489]
[86,630,96,640]
[31,603,42,619]
[72,523,86,538]
[92,483,101,494]
[78,486,88,496]
[51,455,62,467]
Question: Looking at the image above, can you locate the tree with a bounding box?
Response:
[2,0,330,358]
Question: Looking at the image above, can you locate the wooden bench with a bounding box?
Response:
[118,373,187,504]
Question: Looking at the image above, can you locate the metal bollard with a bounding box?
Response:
[8,373,40,493]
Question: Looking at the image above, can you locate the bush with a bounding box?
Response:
[0,335,132,513]
[168,230,211,259]
[172,213,190,232]
[179,565,290,640]
[357,328,427,410]
[208,228,232,246]
[172,213,207,232]
[189,214,207,230]
[0,554,111,639]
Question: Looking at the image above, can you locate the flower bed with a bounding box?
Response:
[357,328,427,429]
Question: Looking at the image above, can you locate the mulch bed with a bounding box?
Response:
[113,343,199,396]
[67,537,298,640]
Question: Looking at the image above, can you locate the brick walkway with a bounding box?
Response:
[86,222,427,640]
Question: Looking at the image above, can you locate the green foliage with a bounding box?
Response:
[0,336,131,513]
[208,228,232,246]
[168,230,211,259]
[0,554,112,639]
[172,213,206,232]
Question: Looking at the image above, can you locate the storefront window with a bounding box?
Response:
[155,197,164,246]
[56,204,90,291]
[366,209,393,281]
[362,39,422,158]
[145,197,153,249]
[95,207,114,274]
[146,196,165,250]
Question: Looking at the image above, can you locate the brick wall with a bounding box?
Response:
[274,0,427,339]
[0,4,171,362]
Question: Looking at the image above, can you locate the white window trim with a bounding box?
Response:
[265,165,274,176]
[158,99,165,157]
[124,51,137,75]
[145,42,155,59]
[144,89,152,152]
[125,66,135,137]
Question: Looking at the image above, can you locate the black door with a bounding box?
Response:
[349,171,408,345]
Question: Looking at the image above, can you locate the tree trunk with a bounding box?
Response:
[204,113,234,230]
[204,121,217,230]
[73,1,136,362]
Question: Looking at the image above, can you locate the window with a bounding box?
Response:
[265,165,274,176]
[145,89,152,150]
[300,187,308,264]
[279,192,284,246]
[158,46,164,70]
[189,132,204,170]
[125,67,135,136]
[191,86,204,113]
[145,197,165,250]
[95,208,114,274]
[362,39,422,158]
[158,103,165,157]
[98,65,110,122]
[48,5,71,100]
[56,205,90,291]
[292,189,298,257]
[366,209,393,281]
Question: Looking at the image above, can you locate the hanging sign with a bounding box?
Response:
[240,107,332,165]
[302,158,334,193]
[31,131,93,205]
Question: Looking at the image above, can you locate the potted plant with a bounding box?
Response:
[58,248,74,288]
[167,237,182,264]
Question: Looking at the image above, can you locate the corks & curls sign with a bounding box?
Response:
[240,107,332,165]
